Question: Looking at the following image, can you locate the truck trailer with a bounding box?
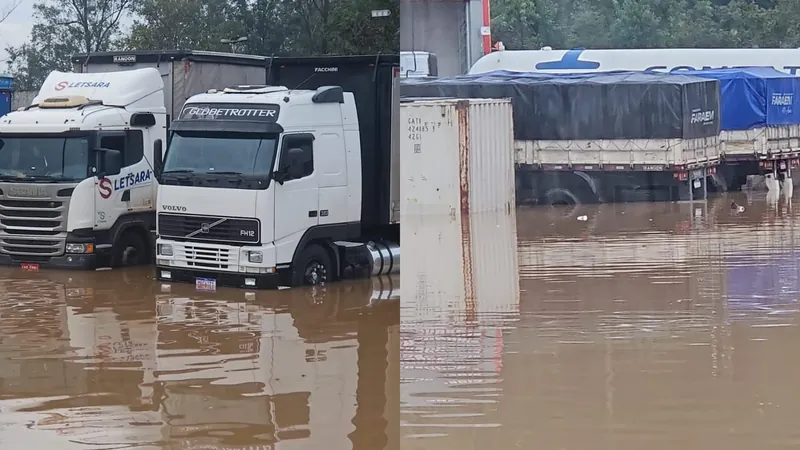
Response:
[401,71,722,204]
[154,55,400,289]
[0,50,272,270]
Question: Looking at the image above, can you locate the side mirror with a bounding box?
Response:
[97,148,122,177]
[275,147,305,185]
[153,139,163,181]
[285,147,305,178]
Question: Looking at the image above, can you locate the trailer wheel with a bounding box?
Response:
[292,244,332,287]
[542,188,581,206]
[113,230,147,267]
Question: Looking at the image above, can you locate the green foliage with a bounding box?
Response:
[7,0,131,90]
[6,0,400,90]
[491,0,800,50]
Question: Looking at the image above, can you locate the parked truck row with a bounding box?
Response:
[0,50,400,290]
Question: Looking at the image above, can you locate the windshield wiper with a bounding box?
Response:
[162,169,195,175]
[205,171,243,175]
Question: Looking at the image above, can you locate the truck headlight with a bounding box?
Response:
[247,251,263,263]
[66,243,94,254]
[158,244,173,256]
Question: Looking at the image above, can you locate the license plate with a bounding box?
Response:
[196,277,216,292]
[20,263,39,272]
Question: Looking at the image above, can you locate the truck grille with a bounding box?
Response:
[179,244,235,270]
[158,213,260,244]
[0,199,66,256]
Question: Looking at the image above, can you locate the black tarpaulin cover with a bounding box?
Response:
[400,70,721,141]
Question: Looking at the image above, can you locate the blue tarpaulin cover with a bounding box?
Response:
[680,67,800,130]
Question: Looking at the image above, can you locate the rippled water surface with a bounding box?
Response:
[0,269,399,449]
[401,194,800,449]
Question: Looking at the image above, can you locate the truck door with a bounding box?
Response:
[94,130,149,231]
[274,133,319,264]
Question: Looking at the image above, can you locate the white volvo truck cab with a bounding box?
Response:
[154,80,400,290]
[0,68,165,270]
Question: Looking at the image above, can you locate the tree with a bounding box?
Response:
[489,0,800,50]
[6,0,132,90]
[125,0,239,51]
[328,0,399,54]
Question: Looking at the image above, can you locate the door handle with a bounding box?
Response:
[308,210,318,218]
[121,190,130,202]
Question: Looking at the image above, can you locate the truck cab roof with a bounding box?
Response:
[0,68,166,133]
[176,85,358,131]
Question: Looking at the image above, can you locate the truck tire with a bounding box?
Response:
[292,244,332,287]
[113,230,147,267]
[542,188,581,206]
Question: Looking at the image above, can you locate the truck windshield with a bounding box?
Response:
[164,132,278,176]
[0,136,91,181]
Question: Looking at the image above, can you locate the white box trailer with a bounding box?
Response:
[400,98,516,216]
[71,50,271,122]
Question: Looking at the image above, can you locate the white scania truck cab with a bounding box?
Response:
[0,68,165,269]
[155,55,400,289]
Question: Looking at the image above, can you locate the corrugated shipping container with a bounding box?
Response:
[400,98,515,215]
[400,210,520,322]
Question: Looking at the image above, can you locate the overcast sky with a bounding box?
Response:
[0,0,34,65]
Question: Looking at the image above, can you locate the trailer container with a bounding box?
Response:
[72,50,270,123]
[401,71,723,204]
[400,98,515,215]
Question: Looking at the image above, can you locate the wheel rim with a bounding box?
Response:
[304,260,328,285]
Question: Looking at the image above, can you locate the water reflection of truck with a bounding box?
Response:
[0,269,398,449]
[152,277,398,449]
[0,50,270,271]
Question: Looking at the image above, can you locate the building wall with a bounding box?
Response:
[400,0,487,77]
[11,90,36,110]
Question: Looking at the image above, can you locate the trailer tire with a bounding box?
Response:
[292,244,333,287]
[112,230,147,267]
[542,188,581,206]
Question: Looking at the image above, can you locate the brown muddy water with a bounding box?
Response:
[401,193,800,450]
[0,268,399,449]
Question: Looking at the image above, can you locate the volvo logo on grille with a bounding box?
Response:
[186,218,227,238]
[6,186,49,198]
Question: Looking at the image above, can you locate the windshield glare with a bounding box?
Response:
[164,133,278,175]
[0,136,91,180]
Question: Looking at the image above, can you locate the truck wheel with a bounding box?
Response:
[543,188,581,206]
[292,244,332,287]
[113,231,147,267]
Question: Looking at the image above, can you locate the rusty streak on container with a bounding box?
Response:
[457,100,476,318]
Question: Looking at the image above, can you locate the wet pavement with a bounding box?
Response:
[0,268,399,449]
[401,193,800,449]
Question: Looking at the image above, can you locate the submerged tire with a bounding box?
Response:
[292,244,333,287]
[113,230,147,267]
[542,188,581,206]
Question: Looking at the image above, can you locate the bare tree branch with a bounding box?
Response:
[0,0,23,25]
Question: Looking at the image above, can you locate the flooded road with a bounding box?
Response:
[401,194,800,449]
[0,268,399,449]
